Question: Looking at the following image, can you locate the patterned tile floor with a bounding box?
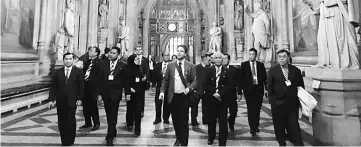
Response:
[1,91,315,146]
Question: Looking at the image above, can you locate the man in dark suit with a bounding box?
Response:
[204,52,230,146]
[152,51,171,125]
[98,47,131,146]
[239,48,267,136]
[134,47,150,117]
[222,54,241,132]
[159,45,197,146]
[195,51,213,126]
[78,46,102,131]
[48,53,84,146]
[268,49,304,146]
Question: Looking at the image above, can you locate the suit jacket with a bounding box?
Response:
[204,66,230,102]
[239,61,267,96]
[82,57,103,97]
[152,62,164,88]
[267,64,304,106]
[48,66,84,108]
[225,65,239,100]
[99,59,131,100]
[161,60,197,104]
[195,64,210,95]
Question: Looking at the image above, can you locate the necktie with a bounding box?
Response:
[110,61,115,75]
[178,62,183,76]
[216,67,221,88]
[251,62,256,76]
[282,66,289,80]
[65,68,70,83]
[162,63,167,76]
[84,60,93,81]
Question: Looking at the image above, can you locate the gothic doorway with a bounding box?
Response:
[147,0,201,63]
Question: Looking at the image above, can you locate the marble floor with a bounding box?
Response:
[1,91,315,146]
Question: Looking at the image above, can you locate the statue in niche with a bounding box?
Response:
[293,0,319,52]
[118,20,130,56]
[2,0,20,35]
[209,22,222,53]
[312,0,360,70]
[234,0,244,31]
[246,2,271,62]
[63,0,76,53]
[98,0,108,29]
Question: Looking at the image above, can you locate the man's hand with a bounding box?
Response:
[48,101,56,109]
[142,76,147,82]
[76,100,82,106]
[184,88,190,95]
[159,93,164,100]
[131,88,136,93]
[97,95,102,106]
[125,95,131,101]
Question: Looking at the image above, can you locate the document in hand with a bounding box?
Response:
[297,86,318,119]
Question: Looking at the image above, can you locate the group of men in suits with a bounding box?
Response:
[48,43,304,146]
[154,46,304,146]
[48,46,150,146]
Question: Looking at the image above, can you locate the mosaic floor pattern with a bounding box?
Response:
[1,91,315,146]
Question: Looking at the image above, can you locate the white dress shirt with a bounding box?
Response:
[64,66,73,79]
[250,61,258,84]
[174,60,186,94]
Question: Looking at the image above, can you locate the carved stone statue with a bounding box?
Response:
[209,22,222,53]
[313,0,360,70]
[118,20,130,56]
[246,2,271,62]
[64,1,76,53]
[235,0,244,30]
[98,0,108,29]
[52,26,66,59]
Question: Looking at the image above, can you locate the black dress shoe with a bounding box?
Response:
[127,126,133,131]
[163,120,170,124]
[135,131,140,136]
[255,128,260,132]
[173,140,180,146]
[207,140,214,145]
[191,121,199,126]
[106,139,113,146]
[229,125,235,132]
[153,120,161,124]
[250,131,257,137]
[92,124,100,131]
[79,124,92,129]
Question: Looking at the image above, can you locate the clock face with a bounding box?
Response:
[168,23,176,31]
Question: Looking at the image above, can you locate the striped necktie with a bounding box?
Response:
[162,63,167,77]
[65,68,70,84]
[282,66,289,80]
[216,66,221,88]
[84,60,93,81]
[110,61,115,75]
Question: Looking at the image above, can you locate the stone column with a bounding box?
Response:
[126,0,138,55]
[225,0,236,62]
[306,68,361,145]
[38,0,48,64]
[244,0,253,61]
[87,0,98,47]
[280,0,289,51]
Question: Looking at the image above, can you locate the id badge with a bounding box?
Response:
[135,77,140,82]
[285,80,291,86]
[108,75,114,80]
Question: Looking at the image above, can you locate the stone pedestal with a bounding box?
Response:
[305,68,361,146]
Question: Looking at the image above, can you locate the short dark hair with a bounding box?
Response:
[249,48,258,55]
[172,55,177,59]
[177,45,188,54]
[104,47,111,54]
[224,54,230,60]
[162,51,169,57]
[277,49,290,56]
[111,47,121,54]
[88,46,101,56]
[63,52,75,60]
